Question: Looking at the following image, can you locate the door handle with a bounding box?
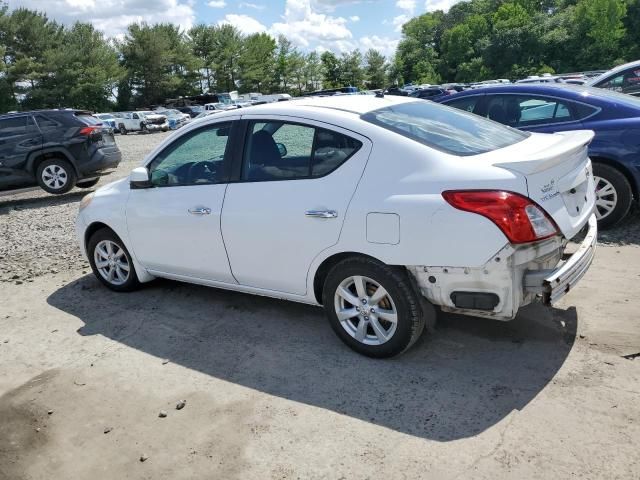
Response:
[305,209,338,218]
[188,207,211,215]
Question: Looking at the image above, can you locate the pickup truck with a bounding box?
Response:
[116,112,169,134]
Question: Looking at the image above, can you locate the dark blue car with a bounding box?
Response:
[438,84,640,227]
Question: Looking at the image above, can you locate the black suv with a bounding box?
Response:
[0,110,121,194]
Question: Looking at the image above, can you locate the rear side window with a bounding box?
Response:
[445,96,482,114]
[483,95,577,127]
[362,101,528,156]
[77,114,101,126]
[34,114,60,129]
[242,121,362,181]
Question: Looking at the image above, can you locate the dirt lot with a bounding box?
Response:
[1,132,639,479]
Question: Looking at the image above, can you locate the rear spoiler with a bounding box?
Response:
[493,130,594,175]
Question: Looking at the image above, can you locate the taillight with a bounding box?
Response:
[79,125,101,136]
[442,190,558,244]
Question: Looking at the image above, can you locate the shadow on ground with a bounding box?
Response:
[0,190,89,214]
[48,275,577,442]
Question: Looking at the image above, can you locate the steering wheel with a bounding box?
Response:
[186,161,218,184]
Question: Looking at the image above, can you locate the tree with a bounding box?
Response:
[211,24,243,92]
[238,33,276,93]
[274,35,297,92]
[320,51,341,88]
[36,22,122,111]
[189,24,216,92]
[364,49,387,89]
[573,0,627,68]
[339,50,364,87]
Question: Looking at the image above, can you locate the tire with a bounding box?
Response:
[76,178,100,189]
[36,158,76,194]
[87,228,141,292]
[119,124,127,135]
[322,257,426,358]
[593,162,633,229]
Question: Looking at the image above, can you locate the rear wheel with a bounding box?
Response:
[87,228,140,292]
[76,178,100,189]
[119,124,127,135]
[36,158,76,194]
[593,163,633,228]
[322,257,426,358]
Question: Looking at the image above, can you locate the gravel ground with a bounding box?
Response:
[0,132,172,283]
[1,131,639,284]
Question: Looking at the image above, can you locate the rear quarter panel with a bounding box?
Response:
[311,126,526,270]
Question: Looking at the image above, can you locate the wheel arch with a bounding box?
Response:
[84,221,155,283]
[27,148,79,177]
[312,251,386,304]
[590,156,638,202]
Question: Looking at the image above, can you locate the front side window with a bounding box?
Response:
[148,123,231,187]
[242,121,362,181]
[362,101,528,156]
[484,95,575,127]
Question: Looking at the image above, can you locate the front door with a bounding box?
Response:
[222,116,371,295]
[126,120,237,283]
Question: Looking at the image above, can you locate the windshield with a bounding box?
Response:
[96,114,114,120]
[361,101,529,156]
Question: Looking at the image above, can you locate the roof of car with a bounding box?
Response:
[245,94,418,116]
[438,83,640,111]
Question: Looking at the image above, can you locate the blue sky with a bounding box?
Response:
[9,0,458,57]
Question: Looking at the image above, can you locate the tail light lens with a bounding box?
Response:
[442,190,558,244]
[79,125,101,136]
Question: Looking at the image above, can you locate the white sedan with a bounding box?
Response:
[76,95,597,357]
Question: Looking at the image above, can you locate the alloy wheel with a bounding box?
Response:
[94,240,130,286]
[334,275,398,346]
[594,175,618,220]
[41,164,68,190]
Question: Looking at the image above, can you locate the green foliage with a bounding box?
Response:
[396,0,636,83]
[364,49,388,89]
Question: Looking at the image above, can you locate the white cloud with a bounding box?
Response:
[349,15,360,21]
[425,0,459,11]
[207,0,226,7]
[239,2,265,9]
[9,0,195,36]
[359,35,399,57]
[218,14,267,35]
[270,0,353,51]
[392,13,410,32]
[396,0,416,12]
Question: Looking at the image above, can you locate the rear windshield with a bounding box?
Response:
[76,114,101,125]
[361,101,529,156]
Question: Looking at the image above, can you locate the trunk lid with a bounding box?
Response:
[485,130,596,240]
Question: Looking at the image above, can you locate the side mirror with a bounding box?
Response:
[130,167,152,189]
[276,142,287,157]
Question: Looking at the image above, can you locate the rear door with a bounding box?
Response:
[221,116,371,295]
[0,115,42,189]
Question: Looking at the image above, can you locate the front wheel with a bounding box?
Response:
[322,257,426,358]
[593,163,633,229]
[87,228,140,292]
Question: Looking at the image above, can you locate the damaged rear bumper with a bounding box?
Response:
[407,214,597,321]
[523,214,597,305]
